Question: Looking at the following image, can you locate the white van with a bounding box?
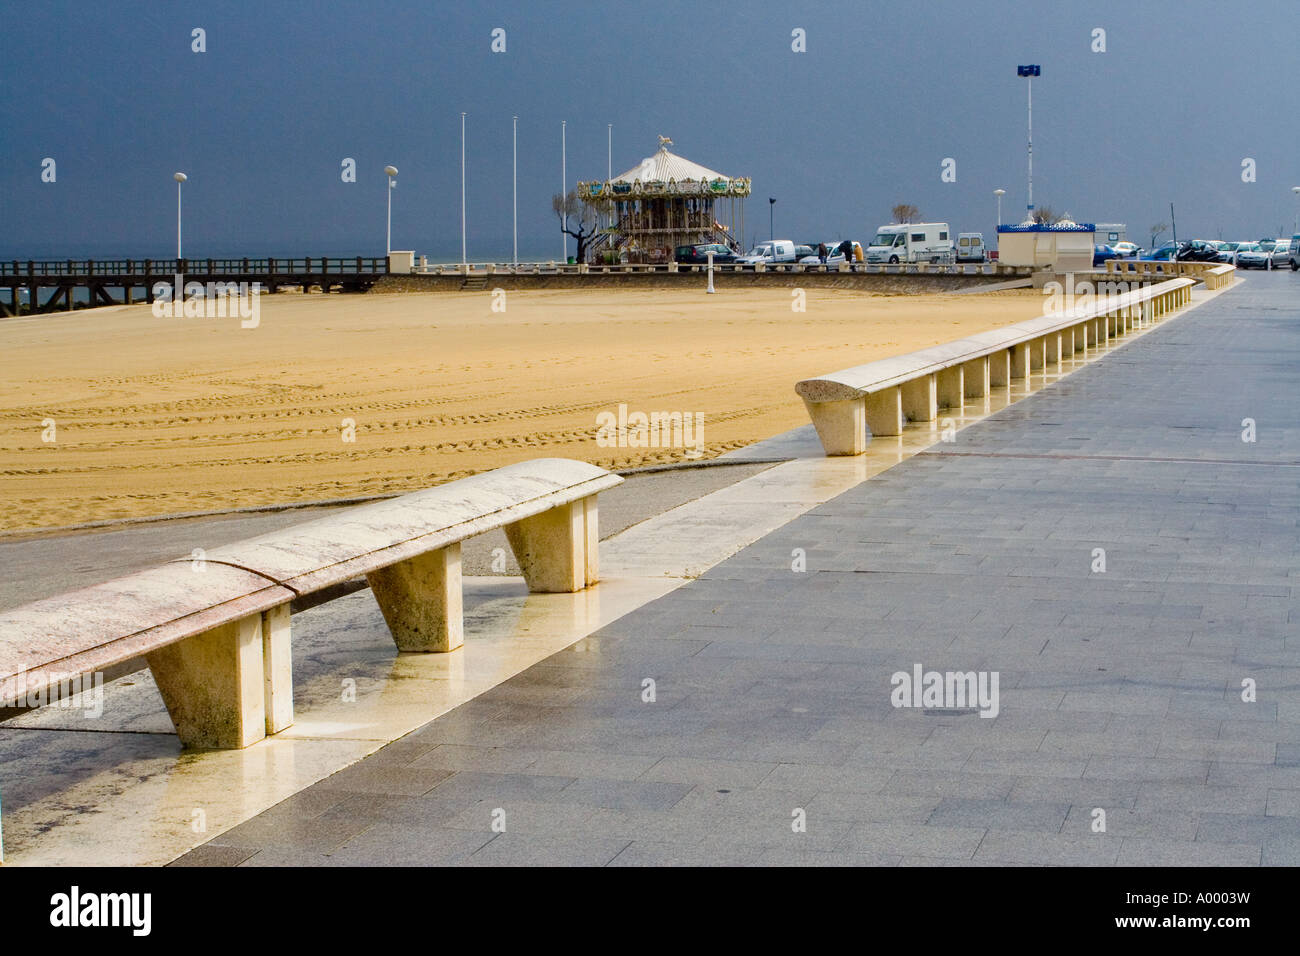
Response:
[738,239,796,264]
[956,232,986,262]
[865,223,955,264]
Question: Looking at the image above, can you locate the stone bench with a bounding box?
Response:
[795,278,1195,455]
[1107,259,1235,290]
[0,458,621,752]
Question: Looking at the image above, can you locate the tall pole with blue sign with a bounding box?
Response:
[1018,65,1039,221]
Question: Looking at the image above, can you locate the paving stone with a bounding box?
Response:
[1116,838,1261,867]
[464,834,631,867]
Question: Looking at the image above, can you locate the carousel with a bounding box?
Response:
[576,137,751,264]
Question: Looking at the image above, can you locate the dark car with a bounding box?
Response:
[1141,242,1178,261]
[1176,240,1220,262]
[673,243,739,265]
[1093,244,1121,267]
[1138,240,1217,263]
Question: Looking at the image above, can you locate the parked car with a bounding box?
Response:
[737,239,797,264]
[673,243,739,265]
[1111,241,1140,258]
[798,241,862,265]
[827,240,863,264]
[1216,241,1242,263]
[1234,242,1270,268]
[1177,240,1221,262]
[1270,239,1293,268]
[1287,234,1300,270]
[1141,241,1180,261]
[794,245,817,262]
[1093,244,1122,267]
[955,233,987,262]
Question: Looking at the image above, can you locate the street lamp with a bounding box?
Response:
[994,188,1006,227]
[561,120,567,262]
[384,165,398,255]
[768,197,776,240]
[1292,186,1300,234]
[1017,65,1040,220]
[513,116,518,267]
[172,172,187,259]
[461,112,467,269]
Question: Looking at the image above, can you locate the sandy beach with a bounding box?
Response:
[0,286,1047,533]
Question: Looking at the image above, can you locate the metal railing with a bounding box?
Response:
[0,257,389,278]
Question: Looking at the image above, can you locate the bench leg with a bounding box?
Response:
[865,388,902,437]
[583,496,600,587]
[262,604,293,734]
[146,613,266,749]
[803,396,867,455]
[962,357,988,398]
[936,366,964,409]
[1029,337,1046,371]
[1011,342,1030,379]
[366,543,464,652]
[901,374,937,422]
[988,349,1011,387]
[506,501,587,592]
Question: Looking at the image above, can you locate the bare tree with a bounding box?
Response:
[1149,222,1169,249]
[891,203,920,224]
[552,191,600,263]
[1031,206,1056,225]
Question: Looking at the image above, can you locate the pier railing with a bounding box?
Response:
[0,257,389,278]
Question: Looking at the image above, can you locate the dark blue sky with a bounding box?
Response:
[3,0,1298,260]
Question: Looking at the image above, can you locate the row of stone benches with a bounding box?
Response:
[796,276,1198,455]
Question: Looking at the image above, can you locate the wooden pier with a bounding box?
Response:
[0,257,389,316]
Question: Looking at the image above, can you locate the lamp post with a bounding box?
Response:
[173,172,187,259]
[512,116,518,268]
[384,165,398,255]
[1292,186,1300,234]
[561,120,567,262]
[994,188,1005,227]
[461,112,467,269]
[1017,65,1040,219]
[768,197,775,240]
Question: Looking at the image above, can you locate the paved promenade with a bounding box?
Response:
[178,275,1298,866]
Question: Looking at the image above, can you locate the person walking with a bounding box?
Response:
[840,239,854,268]
[818,242,828,264]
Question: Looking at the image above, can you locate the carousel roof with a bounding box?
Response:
[578,137,750,199]
[614,139,729,183]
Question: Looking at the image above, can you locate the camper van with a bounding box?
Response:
[955,233,986,262]
[865,223,955,264]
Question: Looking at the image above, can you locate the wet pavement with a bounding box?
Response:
[169,274,1299,866]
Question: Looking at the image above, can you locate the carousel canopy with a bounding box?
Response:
[615,141,727,183]
[578,137,750,200]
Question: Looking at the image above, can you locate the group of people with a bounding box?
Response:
[816,240,858,264]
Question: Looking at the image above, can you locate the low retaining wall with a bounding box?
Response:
[374,270,1020,295]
